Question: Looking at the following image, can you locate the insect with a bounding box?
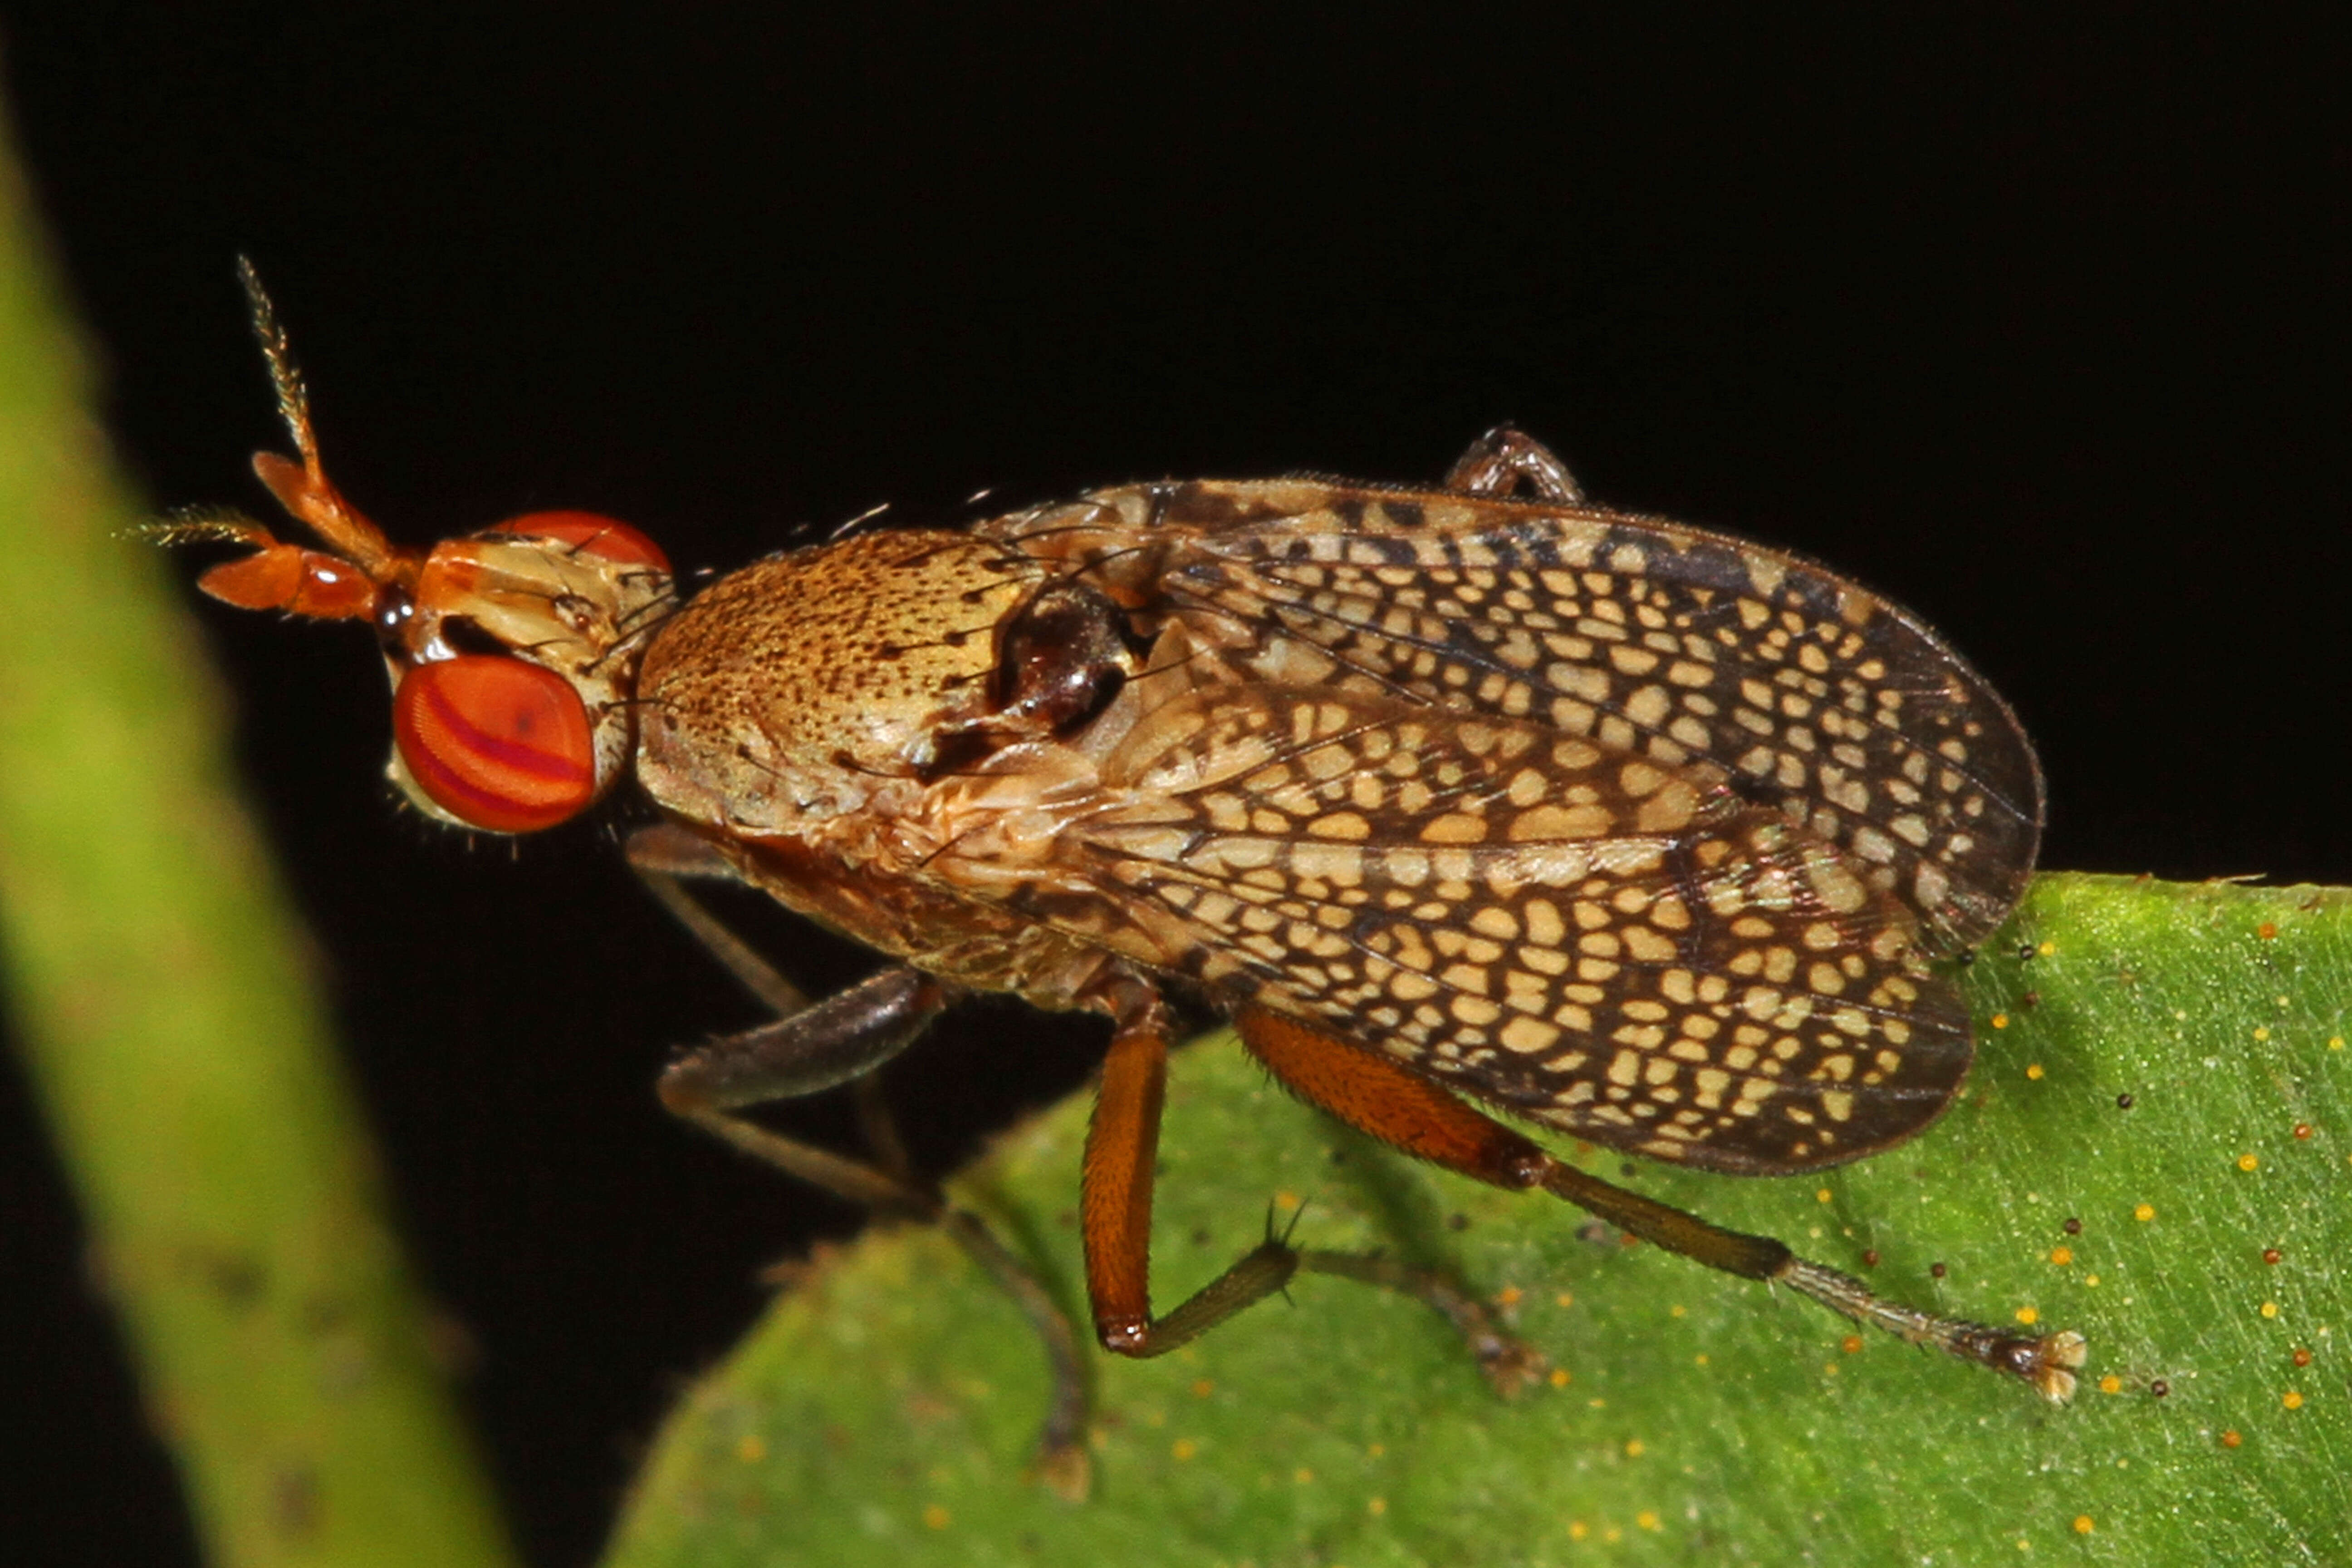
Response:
[166,265,2082,1483]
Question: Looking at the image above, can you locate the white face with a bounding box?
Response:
[378,519,676,833]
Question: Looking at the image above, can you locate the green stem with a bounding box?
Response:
[0,104,518,1568]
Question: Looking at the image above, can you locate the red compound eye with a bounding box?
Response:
[393,656,596,833]
[487,510,670,571]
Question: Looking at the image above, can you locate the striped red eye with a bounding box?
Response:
[486,511,670,571]
[393,656,596,833]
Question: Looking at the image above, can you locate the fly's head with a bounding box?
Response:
[160,264,676,834]
[634,528,1144,835]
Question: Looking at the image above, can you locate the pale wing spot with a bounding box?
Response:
[1289,842,1366,886]
[1451,995,1502,1027]
[1622,926,1677,963]
[1510,803,1617,840]
[1666,659,1713,687]
[1524,898,1566,947]
[1470,906,1521,941]
[1440,963,1491,995]
[1548,661,1611,702]
[1851,824,1898,863]
[1301,744,1357,782]
[1500,1016,1560,1054]
[1623,684,1671,726]
[1635,781,1699,834]
[1308,811,1371,841]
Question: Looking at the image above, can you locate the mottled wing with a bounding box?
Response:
[1063,686,1973,1175]
[1016,480,2042,954]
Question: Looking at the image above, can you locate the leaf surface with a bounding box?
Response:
[608,874,2351,1566]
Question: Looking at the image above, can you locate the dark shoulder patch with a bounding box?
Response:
[1159,481,1264,527]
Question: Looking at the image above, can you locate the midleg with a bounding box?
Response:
[1079,978,1300,1357]
[626,824,1093,1485]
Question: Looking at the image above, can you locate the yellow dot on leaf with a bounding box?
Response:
[2262,1301,2280,1319]
[2284,1391,2305,1410]
[2135,1203,2156,1222]
[2074,1514,2095,1534]
[1625,1439,1644,1458]
[2026,1063,2045,1079]
[1171,1439,1197,1461]
[1368,1496,1388,1517]
[1637,1510,1661,1531]
[2238,1153,2260,1172]
[2098,1375,2122,1394]
[1549,1367,1571,1388]
[1815,1188,1833,1203]
[2016,1307,2040,1325]
[922,1505,951,1530]
[1991,1014,2009,1029]
[2037,941,2057,956]
[2050,1247,2073,1266]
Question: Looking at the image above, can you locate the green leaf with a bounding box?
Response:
[607,874,2349,1565]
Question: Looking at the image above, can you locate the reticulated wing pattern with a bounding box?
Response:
[1004,480,2043,954]
[1062,686,1973,1174]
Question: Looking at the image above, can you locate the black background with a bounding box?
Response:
[0,10,2339,1566]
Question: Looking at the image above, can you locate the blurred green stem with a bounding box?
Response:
[0,100,517,1568]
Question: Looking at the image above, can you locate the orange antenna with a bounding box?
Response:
[234,257,403,583]
[153,262,416,620]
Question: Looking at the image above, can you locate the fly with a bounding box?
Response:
[162,265,2084,1489]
